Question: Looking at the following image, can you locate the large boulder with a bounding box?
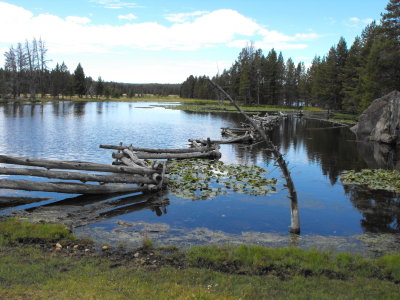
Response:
[351,91,400,145]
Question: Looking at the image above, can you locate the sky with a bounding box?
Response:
[0,0,389,84]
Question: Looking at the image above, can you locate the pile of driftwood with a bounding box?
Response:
[250,113,283,131]
[0,141,222,195]
[217,112,285,145]
[0,154,165,194]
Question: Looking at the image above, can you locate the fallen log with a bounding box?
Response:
[100,144,216,153]
[0,167,157,184]
[0,155,159,175]
[189,134,253,145]
[123,149,147,167]
[113,150,221,160]
[0,179,159,194]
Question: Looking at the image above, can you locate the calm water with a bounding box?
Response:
[1,101,400,245]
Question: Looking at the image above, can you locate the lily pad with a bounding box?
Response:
[166,159,277,200]
[341,169,400,193]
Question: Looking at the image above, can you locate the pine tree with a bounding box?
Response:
[381,0,400,40]
[73,63,86,98]
[284,58,296,106]
[95,76,104,98]
[341,37,363,113]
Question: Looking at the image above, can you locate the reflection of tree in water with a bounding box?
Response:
[267,117,366,184]
[229,116,399,185]
[344,185,400,233]
[72,102,87,116]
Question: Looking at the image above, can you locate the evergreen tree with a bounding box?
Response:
[284,58,297,106]
[341,37,363,113]
[95,76,104,98]
[381,0,400,40]
[73,63,86,98]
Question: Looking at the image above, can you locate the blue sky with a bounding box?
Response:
[0,0,388,83]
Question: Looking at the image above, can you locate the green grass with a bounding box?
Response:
[1,219,400,299]
[0,218,75,247]
[331,113,358,125]
[164,102,324,113]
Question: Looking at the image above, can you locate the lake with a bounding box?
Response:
[1,101,399,254]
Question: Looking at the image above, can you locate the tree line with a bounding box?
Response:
[0,39,180,100]
[180,0,400,113]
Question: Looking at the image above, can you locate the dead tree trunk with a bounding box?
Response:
[208,79,300,234]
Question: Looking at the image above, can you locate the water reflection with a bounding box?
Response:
[0,101,400,236]
[14,191,170,228]
[356,141,400,171]
[344,185,400,233]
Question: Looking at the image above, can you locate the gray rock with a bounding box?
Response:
[351,91,400,145]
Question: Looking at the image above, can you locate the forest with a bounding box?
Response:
[0,0,399,114]
[181,0,400,113]
[0,39,180,100]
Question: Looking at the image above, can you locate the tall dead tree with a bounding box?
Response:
[208,79,300,233]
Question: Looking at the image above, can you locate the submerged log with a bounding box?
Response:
[0,179,159,194]
[100,144,216,153]
[0,155,158,175]
[0,167,157,184]
[0,196,52,209]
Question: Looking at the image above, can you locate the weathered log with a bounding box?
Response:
[0,179,159,194]
[0,167,157,184]
[137,150,221,159]
[120,157,143,168]
[123,149,147,167]
[100,144,216,153]
[189,134,253,145]
[113,151,221,160]
[0,155,158,175]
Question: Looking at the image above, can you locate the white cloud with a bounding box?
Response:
[0,2,318,53]
[0,2,322,81]
[65,16,91,24]
[90,0,138,9]
[165,11,207,23]
[118,13,137,20]
[346,17,374,28]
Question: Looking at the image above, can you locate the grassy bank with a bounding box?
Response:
[1,218,399,299]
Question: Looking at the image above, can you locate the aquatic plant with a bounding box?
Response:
[167,159,277,200]
[341,169,400,193]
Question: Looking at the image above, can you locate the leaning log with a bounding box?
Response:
[208,79,300,234]
[0,179,159,194]
[0,155,159,175]
[122,149,147,167]
[0,167,157,184]
[100,144,217,153]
